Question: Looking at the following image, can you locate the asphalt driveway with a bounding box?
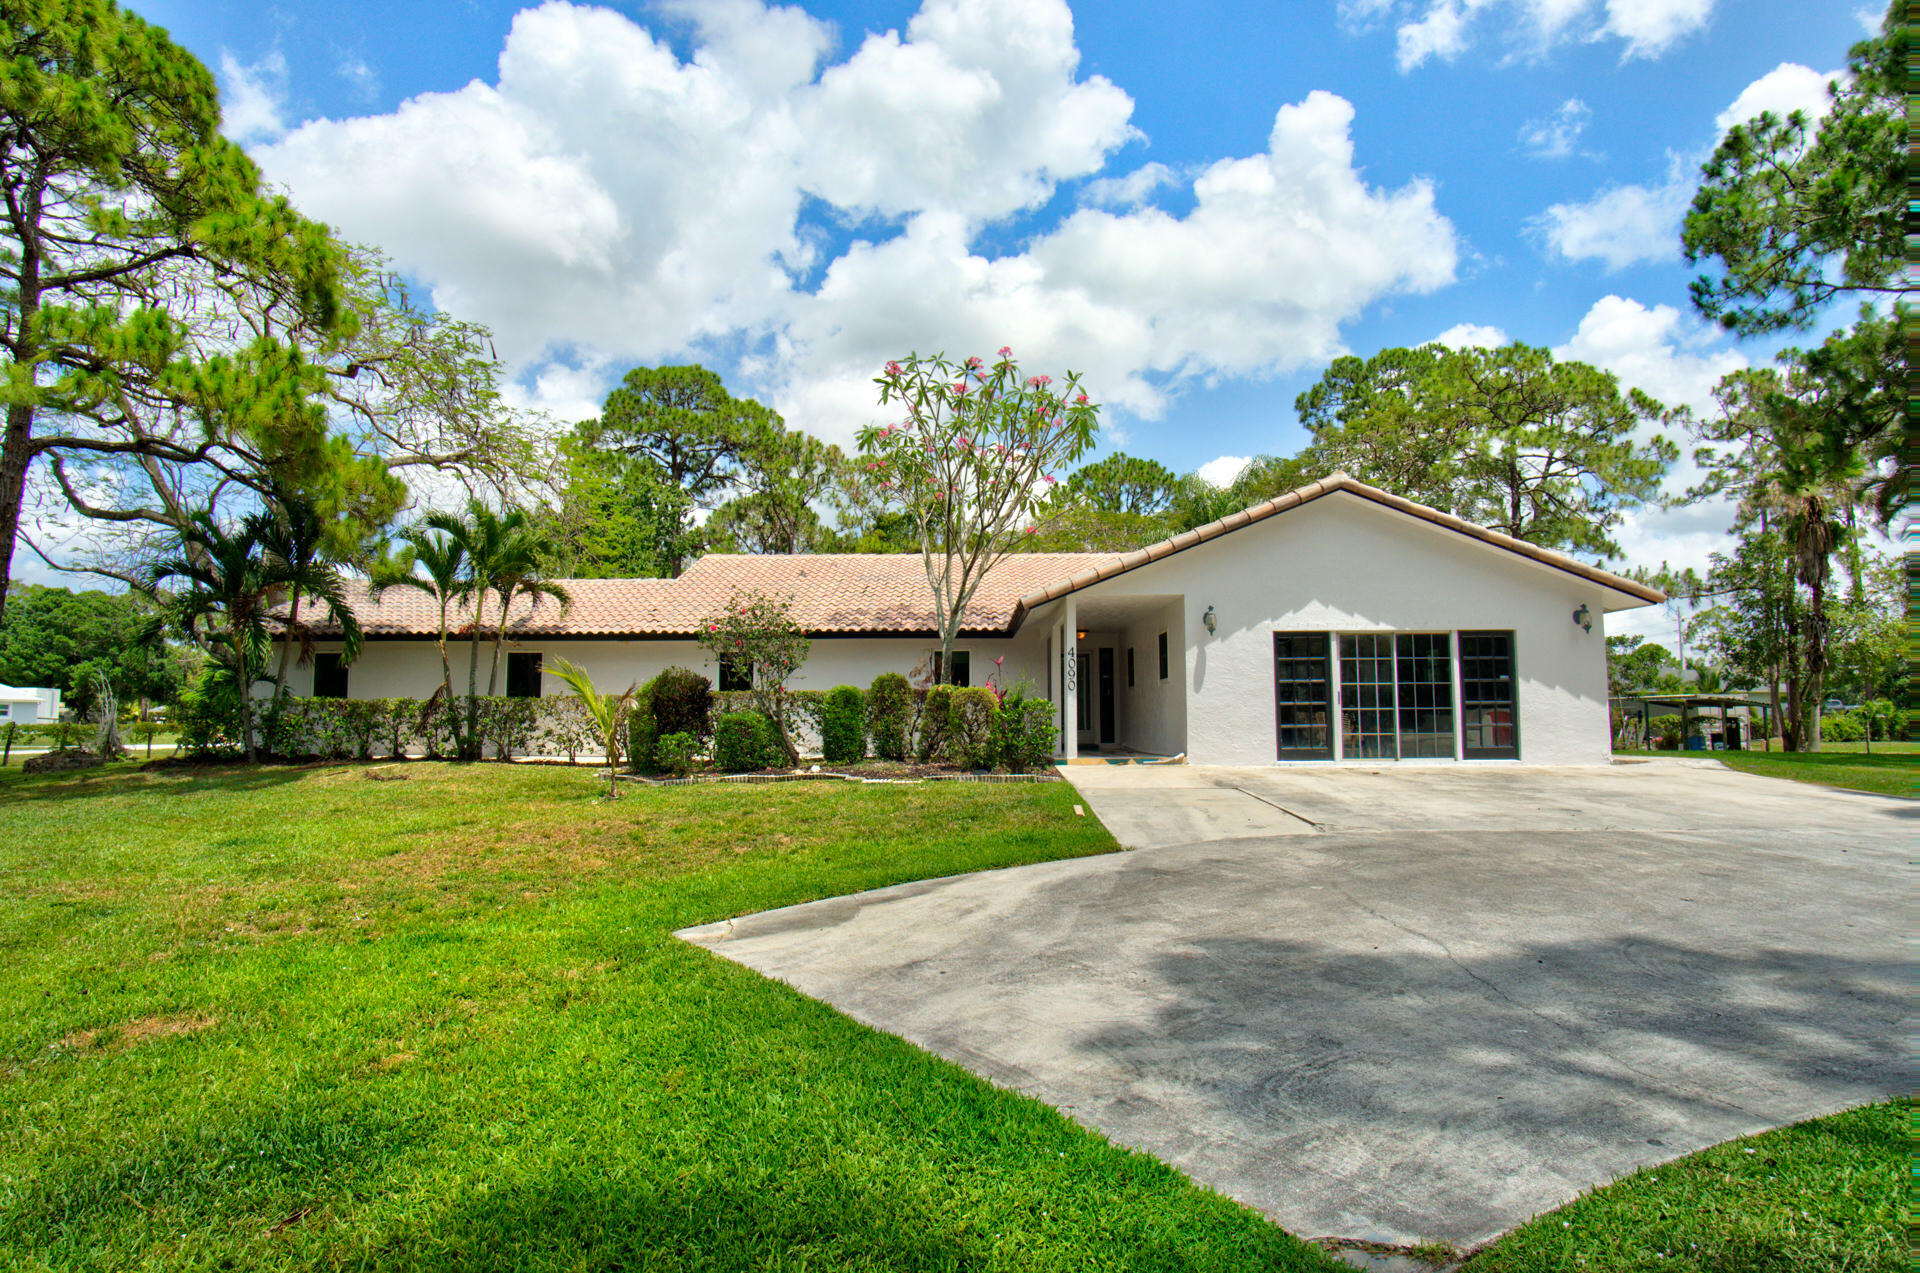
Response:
[679,762,1910,1249]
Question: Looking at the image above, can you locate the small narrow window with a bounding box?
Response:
[931,650,972,686]
[718,654,751,692]
[1127,647,1135,688]
[506,651,543,699]
[1157,631,1169,681]
[312,652,348,699]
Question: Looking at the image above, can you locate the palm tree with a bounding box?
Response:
[368,526,472,719]
[424,501,570,749]
[149,513,364,763]
[548,658,634,799]
[258,485,379,709]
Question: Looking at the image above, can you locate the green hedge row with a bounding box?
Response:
[168,695,602,761]
[622,668,1060,775]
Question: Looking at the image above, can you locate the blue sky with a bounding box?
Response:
[128,0,1875,632]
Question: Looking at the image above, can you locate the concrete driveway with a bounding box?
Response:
[679,762,1910,1250]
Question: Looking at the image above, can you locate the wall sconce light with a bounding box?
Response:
[1075,629,1087,641]
[1572,603,1592,634]
[1202,605,1217,635]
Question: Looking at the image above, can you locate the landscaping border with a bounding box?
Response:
[623,769,1062,787]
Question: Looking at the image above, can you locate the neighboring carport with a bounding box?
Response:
[679,763,1909,1250]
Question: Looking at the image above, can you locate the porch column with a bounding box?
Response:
[1061,597,1078,761]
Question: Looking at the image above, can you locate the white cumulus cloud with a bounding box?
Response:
[1713,62,1840,133]
[1530,162,1691,270]
[254,1,1457,452]
[1518,98,1590,158]
[1429,322,1510,348]
[1553,293,1747,583]
[1535,59,1846,273]
[219,50,290,144]
[1197,455,1252,487]
[1385,0,1712,70]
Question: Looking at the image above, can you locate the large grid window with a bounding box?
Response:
[1460,631,1518,759]
[1339,635,1396,759]
[1394,633,1455,758]
[1272,633,1332,759]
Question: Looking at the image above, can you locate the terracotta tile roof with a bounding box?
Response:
[309,552,1120,639]
[305,474,1659,640]
[1009,471,1665,620]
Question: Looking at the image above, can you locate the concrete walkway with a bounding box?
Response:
[680,763,1910,1249]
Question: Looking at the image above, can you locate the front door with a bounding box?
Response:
[1075,646,1117,751]
[1097,647,1116,745]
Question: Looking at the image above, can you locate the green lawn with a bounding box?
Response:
[1617,740,1916,797]
[1465,1101,1906,1272]
[2,762,1904,1271]
[0,761,1344,1272]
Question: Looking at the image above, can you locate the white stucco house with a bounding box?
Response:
[0,684,62,725]
[295,474,1661,765]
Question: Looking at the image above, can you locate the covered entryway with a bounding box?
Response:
[1032,592,1187,762]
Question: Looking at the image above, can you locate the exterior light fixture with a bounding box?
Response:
[1076,629,1087,641]
[1203,605,1217,635]
[1572,603,1592,634]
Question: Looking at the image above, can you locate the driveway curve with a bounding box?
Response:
[679,762,1910,1249]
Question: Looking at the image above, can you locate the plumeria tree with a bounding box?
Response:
[858,348,1100,683]
[696,590,810,763]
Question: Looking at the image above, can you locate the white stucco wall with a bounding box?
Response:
[296,633,1050,706]
[1069,492,1622,765]
[294,492,1633,765]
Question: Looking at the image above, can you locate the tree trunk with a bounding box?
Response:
[234,638,258,764]
[273,588,303,706]
[0,402,37,631]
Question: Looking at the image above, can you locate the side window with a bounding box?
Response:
[932,650,971,686]
[313,652,348,699]
[506,651,543,699]
[1127,647,1135,688]
[717,654,752,692]
[1157,631,1169,681]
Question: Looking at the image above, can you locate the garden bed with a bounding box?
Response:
[627,759,1061,786]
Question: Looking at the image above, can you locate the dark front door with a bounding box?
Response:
[1098,647,1116,744]
[1273,632,1333,760]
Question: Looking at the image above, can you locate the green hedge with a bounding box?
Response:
[917,685,954,762]
[713,711,782,773]
[866,673,911,760]
[821,685,866,764]
[994,694,1056,771]
[947,688,999,770]
[655,731,698,777]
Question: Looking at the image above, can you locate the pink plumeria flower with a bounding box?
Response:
[1024,525,1037,534]
[1041,473,1058,484]
[885,360,902,376]
[997,345,1012,358]
[1076,392,1089,405]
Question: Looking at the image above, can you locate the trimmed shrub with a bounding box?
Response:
[656,731,698,778]
[649,666,713,742]
[947,687,1000,770]
[994,693,1056,771]
[867,673,911,760]
[539,696,597,763]
[626,681,659,773]
[1820,710,1865,742]
[917,684,955,762]
[820,685,866,764]
[714,711,781,773]
[480,697,541,760]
